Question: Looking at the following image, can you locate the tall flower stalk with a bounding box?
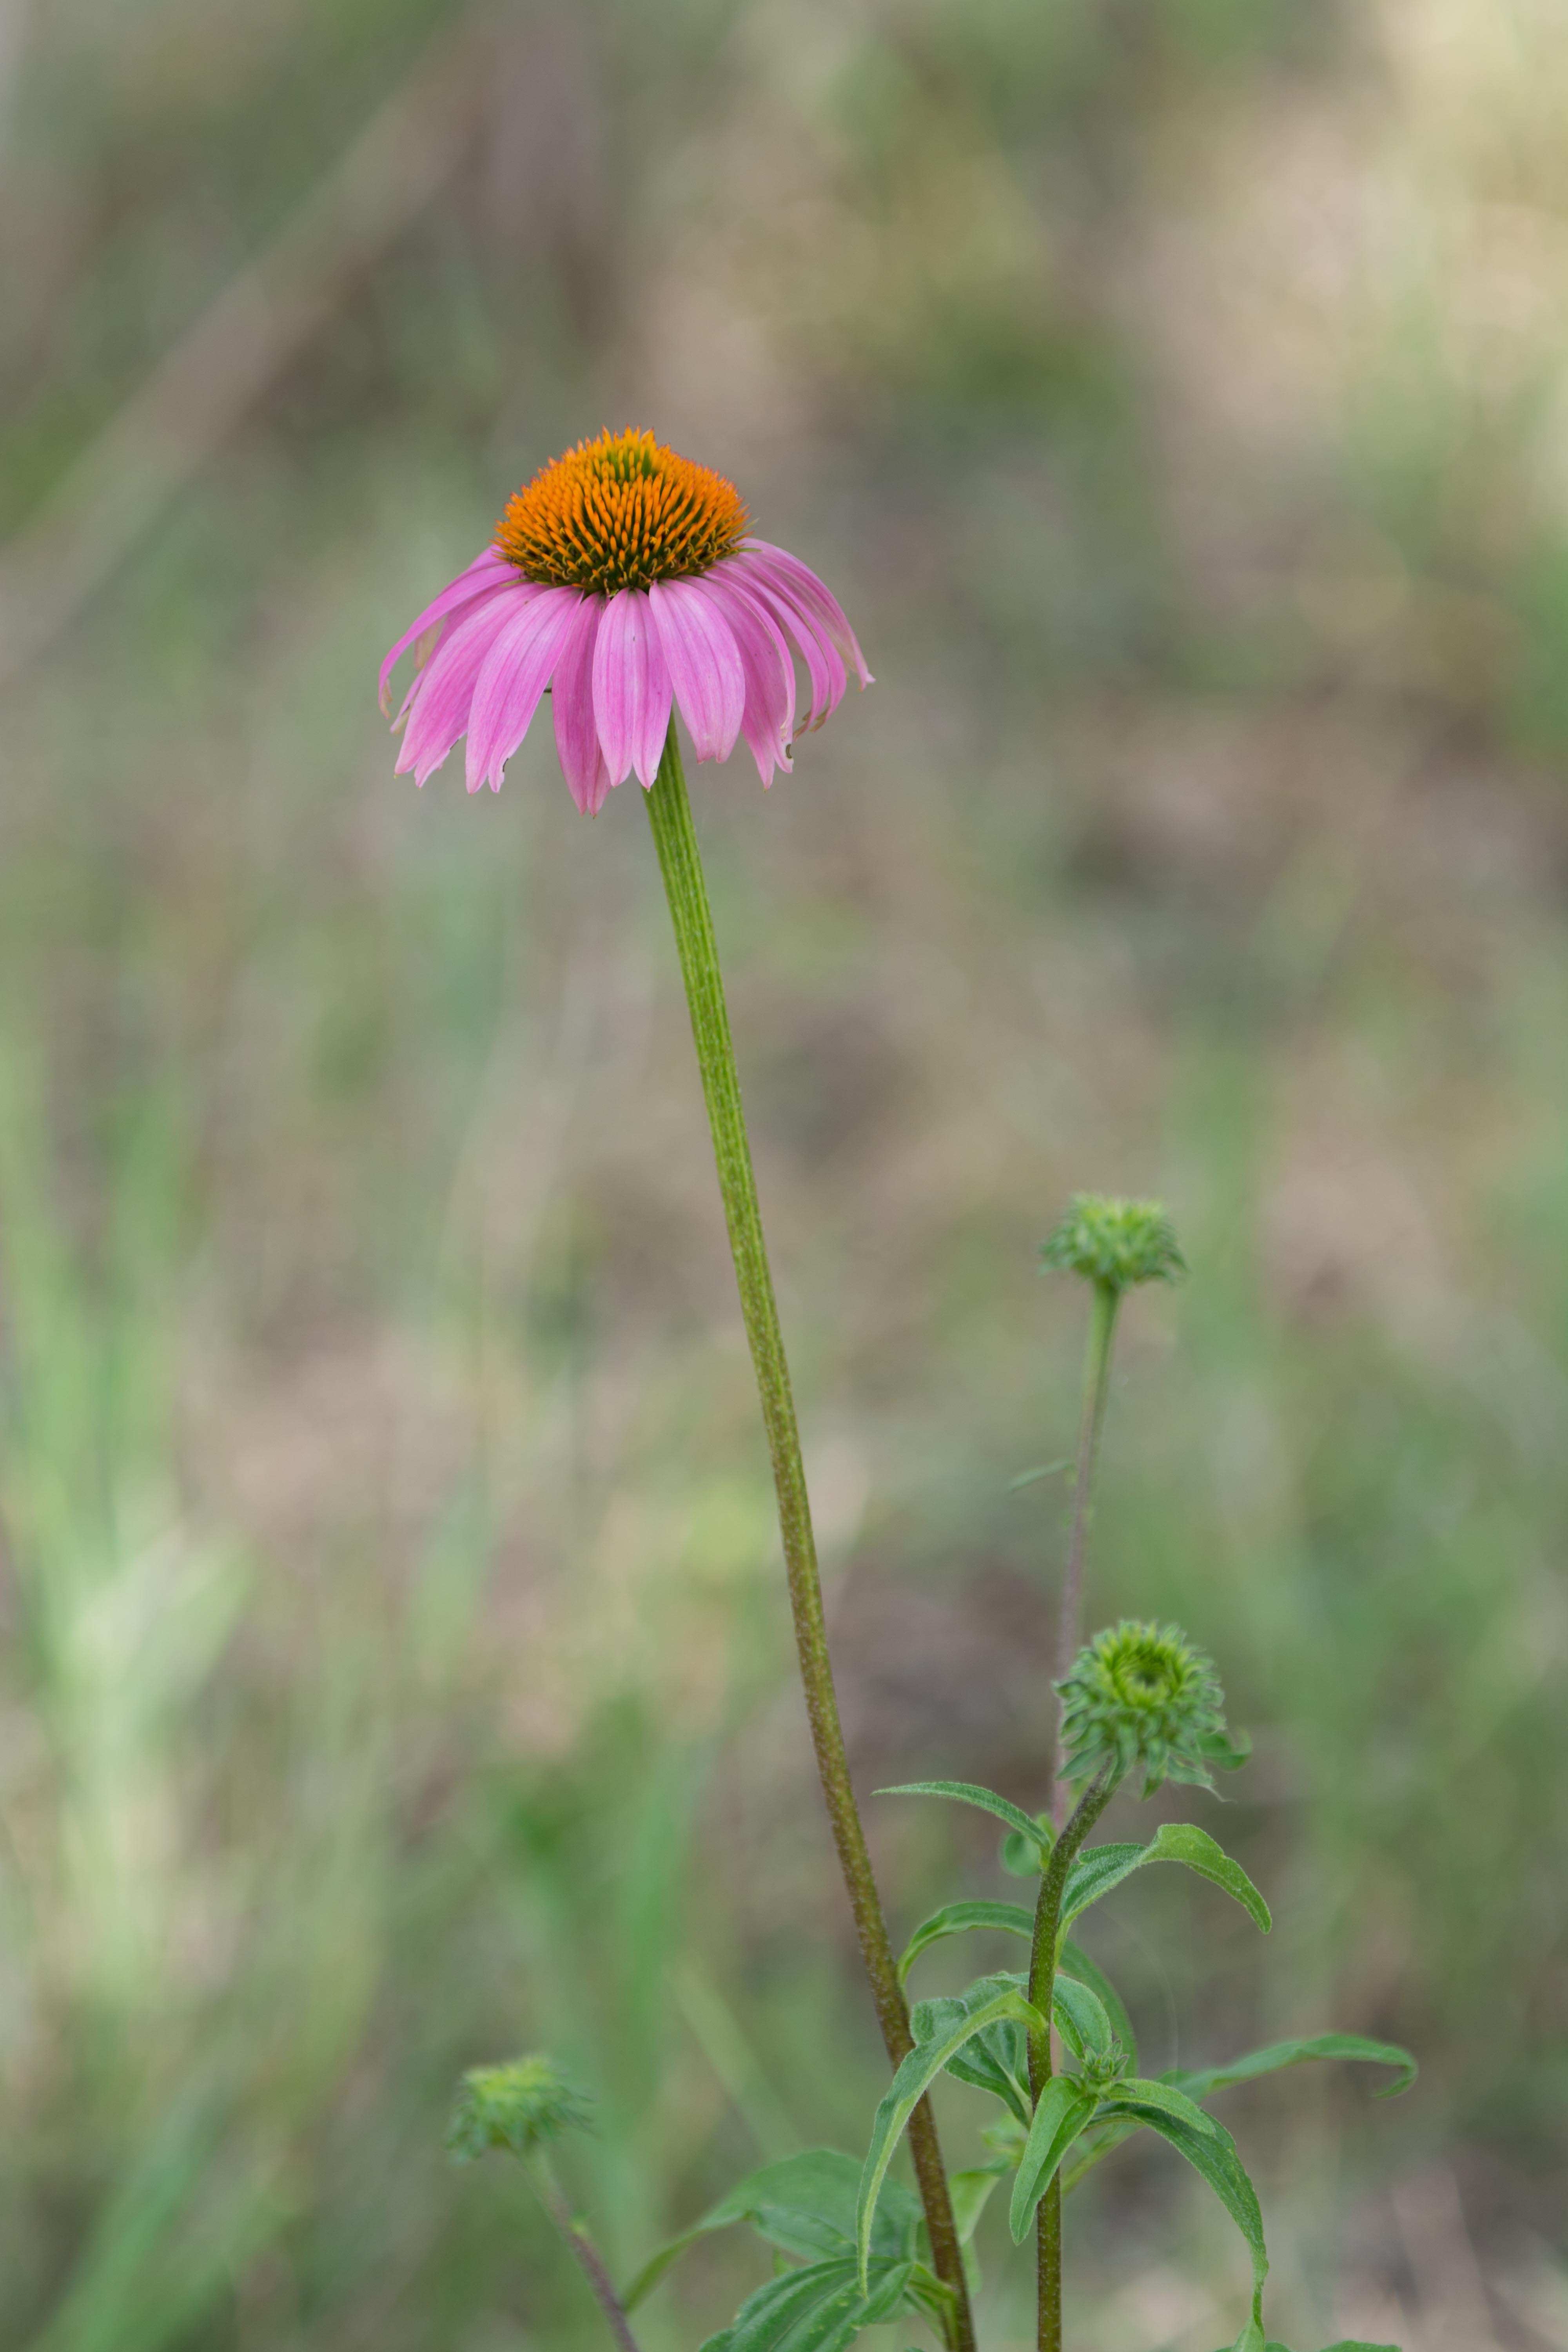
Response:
[1040,1196,1185,1823]
[643,722,976,2352]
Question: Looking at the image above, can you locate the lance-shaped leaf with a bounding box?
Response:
[1095,2080,1267,2334]
[1170,2033,1416,2105]
[909,1975,1033,2123]
[896,1898,1036,1987]
[1008,2078,1100,2241]
[623,2150,920,2310]
[1052,1973,1115,2069]
[949,2162,1008,2245]
[703,2252,920,2352]
[1060,1938,1138,2070]
[876,1780,1054,1855]
[856,1983,1045,2285]
[1063,1822,1271,1935]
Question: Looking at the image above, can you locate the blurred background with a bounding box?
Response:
[2,1,1566,2347]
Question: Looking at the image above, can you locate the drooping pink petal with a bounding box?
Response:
[698,573,795,786]
[724,556,844,733]
[465,586,588,793]
[741,540,873,687]
[550,593,613,814]
[379,546,519,714]
[647,578,745,764]
[592,589,674,789]
[396,594,521,785]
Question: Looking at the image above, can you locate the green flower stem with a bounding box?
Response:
[1053,1281,1120,1826]
[643,723,976,2352]
[1026,1765,1118,2352]
[526,2151,644,2352]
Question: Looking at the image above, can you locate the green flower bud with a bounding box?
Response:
[1056,1619,1248,1797]
[446,2055,592,2163]
[1040,1196,1185,1294]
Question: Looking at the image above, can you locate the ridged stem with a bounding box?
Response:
[527,2152,644,2352]
[642,724,976,2352]
[1025,1767,1117,2352]
[1052,1281,1120,1827]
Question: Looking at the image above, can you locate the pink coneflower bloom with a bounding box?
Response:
[379,427,871,813]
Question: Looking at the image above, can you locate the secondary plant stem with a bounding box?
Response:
[643,724,976,2352]
[1052,1281,1119,1827]
[529,2153,644,2352]
[1026,1765,1117,2352]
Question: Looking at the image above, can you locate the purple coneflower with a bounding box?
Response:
[379,426,870,810]
[385,437,974,2344]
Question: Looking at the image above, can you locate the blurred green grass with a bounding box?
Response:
[2,1,1568,2347]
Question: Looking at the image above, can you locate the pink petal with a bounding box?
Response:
[465,586,588,793]
[550,594,613,814]
[396,594,519,785]
[724,558,843,733]
[699,574,795,786]
[379,546,519,714]
[647,577,745,764]
[741,540,873,687]
[592,588,674,789]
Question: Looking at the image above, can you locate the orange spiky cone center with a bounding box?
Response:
[494,428,750,596]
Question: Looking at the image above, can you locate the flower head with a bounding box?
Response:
[446,2055,591,2163]
[1057,1619,1248,1797]
[1040,1196,1185,1295]
[379,427,871,812]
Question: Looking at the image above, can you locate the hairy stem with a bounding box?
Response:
[1052,1281,1120,1827]
[528,2153,644,2352]
[1027,1766,1118,2352]
[642,724,975,2352]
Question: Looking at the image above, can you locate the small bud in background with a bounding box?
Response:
[1056,1619,1248,1797]
[446,2055,592,2163]
[1040,1195,1185,1295]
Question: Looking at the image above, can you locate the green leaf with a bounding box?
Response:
[715,2253,919,2352]
[949,2161,1009,2296]
[1060,1842,1149,1927]
[909,1974,1033,2123]
[1051,1973,1114,2068]
[949,2164,1008,2245]
[1096,2080,1266,2329]
[1143,1823,1271,1933]
[1222,2342,1400,2352]
[1059,1940,1138,2070]
[1008,2078,1099,2241]
[876,1780,1054,1854]
[1000,1822,1051,1876]
[1170,2033,1416,2105]
[896,1899,1035,1987]
[622,2151,920,2311]
[856,1984,1044,2285]
[1062,1824,1270,1935]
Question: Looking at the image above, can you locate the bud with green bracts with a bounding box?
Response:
[1056,1619,1249,1798]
